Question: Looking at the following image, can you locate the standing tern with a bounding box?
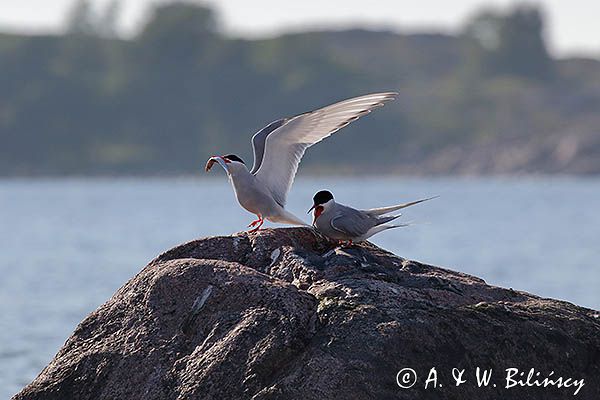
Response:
[309,190,437,245]
[205,92,398,232]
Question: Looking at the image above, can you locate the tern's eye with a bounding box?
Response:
[223,154,245,164]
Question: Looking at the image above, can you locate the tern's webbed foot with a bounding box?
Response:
[247,216,264,232]
[338,240,354,248]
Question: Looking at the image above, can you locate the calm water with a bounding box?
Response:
[1,177,599,397]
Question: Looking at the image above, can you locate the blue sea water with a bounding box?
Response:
[1,177,599,398]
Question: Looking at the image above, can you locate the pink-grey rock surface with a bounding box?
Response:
[14,228,600,399]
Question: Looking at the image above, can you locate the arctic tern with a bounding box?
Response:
[309,190,436,244]
[205,92,398,231]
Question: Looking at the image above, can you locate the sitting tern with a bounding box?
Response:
[309,190,437,244]
[205,92,397,232]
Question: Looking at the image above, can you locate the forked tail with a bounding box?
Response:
[361,222,411,240]
[365,196,438,216]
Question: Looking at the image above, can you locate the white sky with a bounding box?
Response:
[1,0,599,57]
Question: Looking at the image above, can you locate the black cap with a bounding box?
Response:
[223,154,245,164]
[313,190,334,205]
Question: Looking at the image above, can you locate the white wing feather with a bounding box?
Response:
[253,92,397,206]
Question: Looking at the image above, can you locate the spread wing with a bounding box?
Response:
[250,118,288,174]
[330,206,377,238]
[253,92,397,206]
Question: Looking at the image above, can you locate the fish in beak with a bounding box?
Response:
[205,155,230,173]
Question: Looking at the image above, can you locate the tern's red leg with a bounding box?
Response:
[247,216,264,233]
[248,218,261,228]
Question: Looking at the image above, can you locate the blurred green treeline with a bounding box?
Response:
[1,1,599,176]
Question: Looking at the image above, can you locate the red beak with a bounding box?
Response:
[309,205,324,226]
